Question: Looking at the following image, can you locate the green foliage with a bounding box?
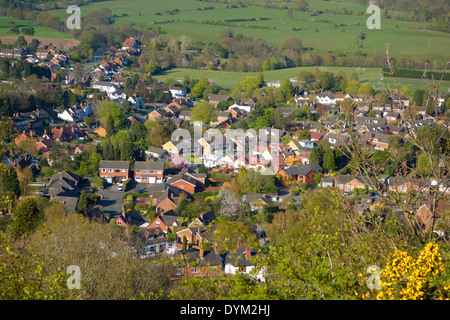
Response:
[11,197,44,239]
[191,100,216,124]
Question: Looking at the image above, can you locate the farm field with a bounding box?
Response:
[46,0,450,61]
[0,16,72,39]
[155,66,450,94]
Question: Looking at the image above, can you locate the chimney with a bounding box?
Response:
[245,245,251,260]
[237,238,242,249]
[197,224,201,234]
[213,243,219,254]
[199,246,204,258]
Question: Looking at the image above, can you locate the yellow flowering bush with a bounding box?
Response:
[375,242,450,300]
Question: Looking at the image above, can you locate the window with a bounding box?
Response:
[143,170,148,174]
[109,169,113,173]
[175,268,184,276]
[191,267,200,274]
[101,169,106,172]
[179,185,184,189]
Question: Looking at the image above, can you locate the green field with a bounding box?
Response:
[0,16,71,38]
[155,66,450,94]
[47,0,450,61]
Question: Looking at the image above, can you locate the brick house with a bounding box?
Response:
[146,211,183,233]
[172,247,222,279]
[416,201,449,231]
[175,224,215,250]
[278,163,321,184]
[134,161,165,183]
[99,160,130,183]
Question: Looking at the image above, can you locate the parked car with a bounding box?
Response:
[117,183,123,191]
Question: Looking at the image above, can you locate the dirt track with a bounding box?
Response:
[0,35,79,49]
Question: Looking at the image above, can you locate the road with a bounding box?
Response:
[97,184,124,219]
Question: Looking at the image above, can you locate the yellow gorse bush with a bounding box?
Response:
[376,242,449,300]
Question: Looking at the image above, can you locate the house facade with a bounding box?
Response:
[99,160,131,183]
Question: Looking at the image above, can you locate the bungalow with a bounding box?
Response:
[335,175,378,193]
[134,161,165,184]
[371,132,392,150]
[99,160,131,183]
[279,163,320,184]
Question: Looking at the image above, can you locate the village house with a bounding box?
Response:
[146,211,183,233]
[99,160,131,183]
[134,161,165,184]
[223,240,266,282]
[172,246,222,279]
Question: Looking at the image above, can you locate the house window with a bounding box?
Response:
[101,169,106,172]
[175,268,184,276]
[122,169,127,173]
[191,267,200,274]
[155,221,160,226]
[115,169,120,173]
[143,170,148,174]
[179,185,184,189]
[239,266,247,272]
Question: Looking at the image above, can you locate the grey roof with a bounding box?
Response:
[184,249,222,267]
[134,161,165,171]
[224,244,257,267]
[99,160,130,169]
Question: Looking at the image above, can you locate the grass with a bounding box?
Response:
[0,16,71,39]
[46,0,450,61]
[155,66,450,94]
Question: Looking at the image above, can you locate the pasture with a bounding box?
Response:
[155,66,450,94]
[46,0,450,61]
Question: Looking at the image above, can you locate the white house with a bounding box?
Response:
[169,87,187,98]
[202,152,223,168]
[92,81,117,92]
[224,243,266,282]
[107,86,126,100]
[229,102,254,115]
[316,93,335,105]
[127,94,144,108]
[297,139,314,149]
[57,105,87,123]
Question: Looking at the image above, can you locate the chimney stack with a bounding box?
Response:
[245,245,251,260]
[237,238,242,249]
[199,246,204,258]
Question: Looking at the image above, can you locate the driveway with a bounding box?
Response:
[97,184,124,219]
